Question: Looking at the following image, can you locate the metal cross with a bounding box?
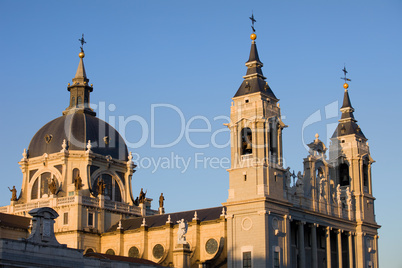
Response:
[79,34,86,50]
[249,13,256,32]
[341,65,351,82]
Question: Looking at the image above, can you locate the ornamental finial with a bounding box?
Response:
[249,12,257,41]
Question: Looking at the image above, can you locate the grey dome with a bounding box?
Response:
[28,112,128,161]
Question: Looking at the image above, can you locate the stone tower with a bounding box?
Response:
[329,85,378,267]
[224,31,289,267]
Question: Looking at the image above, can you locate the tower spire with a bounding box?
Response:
[332,68,365,139]
[63,34,95,116]
[233,15,277,99]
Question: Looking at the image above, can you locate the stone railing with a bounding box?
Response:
[82,196,98,206]
[1,194,142,215]
[288,194,354,220]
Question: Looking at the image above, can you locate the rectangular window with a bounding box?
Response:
[63,212,68,225]
[88,212,94,227]
[243,251,252,268]
[273,251,280,268]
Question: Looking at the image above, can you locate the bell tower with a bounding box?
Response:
[329,73,376,224]
[224,20,289,267]
[226,31,287,203]
[329,71,378,267]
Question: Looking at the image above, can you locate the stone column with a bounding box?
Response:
[277,127,282,166]
[297,221,306,268]
[336,230,342,268]
[284,215,292,267]
[374,235,379,268]
[347,232,354,268]
[326,227,332,268]
[311,223,318,268]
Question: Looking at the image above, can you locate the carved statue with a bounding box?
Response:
[159,193,165,208]
[176,219,188,244]
[97,178,105,195]
[74,175,82,190]
[296,171,304,195]
[139,188,147,204]
[346,187,352,206]
[284,167,291,189]
[48,178,57,195]
[319,178,326,200]
[336,184,342,204]
[330,181,336,203]
[8,186,17,201]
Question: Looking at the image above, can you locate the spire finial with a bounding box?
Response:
[249,12,257,41]
[341,65,351,89]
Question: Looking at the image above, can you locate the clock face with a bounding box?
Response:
[153,244,164,259]
[205,238,218,254]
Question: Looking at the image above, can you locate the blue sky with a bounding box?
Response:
[0,1,401,266]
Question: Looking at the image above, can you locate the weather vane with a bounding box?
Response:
[341,65,351,89]
[249,12,256,32]
[341,65,351,83]
[78,34,86,51]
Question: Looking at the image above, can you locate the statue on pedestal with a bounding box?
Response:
[159,193,165,208]
[177,219,188,244]
[74,175,82,190]
[97,178,105,196]
[139,188,147,204]
[8,186,17,201]
[48,178,57,195]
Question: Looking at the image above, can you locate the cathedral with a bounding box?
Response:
[0,27,379,268]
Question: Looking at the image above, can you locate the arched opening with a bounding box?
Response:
[339,163,349,186]
[72,168,80,184]
[363,159,369,190]
[105,249,115,255]
[71,97,75,107]
[77,96,82,106]
[92,174,122,202]
[241,127,252,155]
[85,248,95,254]
[31,172,53,200]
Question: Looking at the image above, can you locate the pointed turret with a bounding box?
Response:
[234,33,277,100]
[63,48,95,116]
[72,49,89,84]
[332,84,365,139]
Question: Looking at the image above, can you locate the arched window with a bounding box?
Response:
[92,174,122,202]
[71,97,75,107]
[128,246,140,258]
[339,163,349,186]
[105,249,115,255]
[31,172,53,200]
[241,128,252,155]
[77,96,82,106]
[363,159,369,189]
[85,248,95,254]
[72,168,80,184]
